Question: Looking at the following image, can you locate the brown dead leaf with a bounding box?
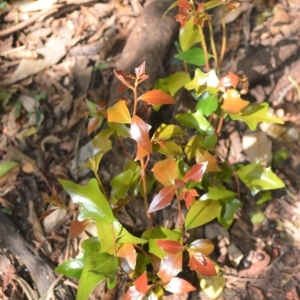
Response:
[41,135,61,152]
[53,91,73,118]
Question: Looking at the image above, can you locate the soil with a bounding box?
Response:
[1,0,300,299]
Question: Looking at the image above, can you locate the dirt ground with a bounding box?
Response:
[1,0,300,299]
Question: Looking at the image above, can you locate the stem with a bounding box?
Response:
[176,195,184,243]
[208,20,219,75]
[140,157,153,228]
[219,5,227,67]
[216,110,225,135]
[94,171,108,199]
[132,80,138,115]
[198,25,210,72]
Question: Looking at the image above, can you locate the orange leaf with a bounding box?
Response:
[69,219,92,239]
[221,89,249,114]
[158,252,182,283]
[139,90,175,105]
[183,162,207,183]
[117,243,137,270]
[183,189,199,208]
[156,240,185,254]
[189,239,214,256]
[135,144,149,161]
[148,185,176,213]
[130,115,152,155]
[152,158,177,186]
[188,253,217,276]
[107,100,131,124]
[134,271,151,294]
[218,71,240,90]
[164,277,196,294]
[38,208,57,221]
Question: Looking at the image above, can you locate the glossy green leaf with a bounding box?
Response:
[175,47,211,66]
[59,178,114,222]
[165,72,191,96]
[200,187,236,202]
[55,258,85,280]
[204,0,223,10]
[76,253,118,300]
[251,211,265,224]
[256,191,272,205]
[229,103,284,130]
[185,200,220,230]
[218,198,242,229]
[236,163,285,195]
[196,95,218,116]
[184,135,204,160]
[81,152,104,173]
[92,129,113,154]
[135,253,151,274]
[142,228,181,259]
[108,122,130,138]
[153,141,183,156]
[179,17,201,51]
[110,169,135,203]
[0,161,18,178]
[200,134,218,151]
[81,236,102,253]
[153,123,186,141]
[185,68,219,97]
[176,110,213,134]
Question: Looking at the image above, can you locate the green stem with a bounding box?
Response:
[208,20,219,75]
[94,170,108,199]
[219,5,227,67]
[198,25,210,72]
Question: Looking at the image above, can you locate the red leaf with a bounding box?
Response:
[38,209,57,221]
[148,185,176,213]
[135,61,147,78]
[130,115,152,155]
[156,240,185,254]
[183,162,207,183]
[158,252,182,283]
[134,271,151,294]
[164,277,196,294]
[87,117,101,136]
[188,254,217,276]
[221,89,249,114]
[114,69,132,88]
[135,144,149,161]
[189,239,214,256]
[184,189,199,208]
[123,286,144,300]
[152,157,177,186]
[218,71,240,90]
[139,90,175,106]
[69,219,92,239]
[118,243,137,270]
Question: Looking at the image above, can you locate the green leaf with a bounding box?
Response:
[55,258,85,280]
[200,134,218,152]
[218,198,242,229]
[108,122,130,138]
[179,17,201,51]
[236,163,285,195]
[176,110,213,134]
[184,135,204,160]
[153,141,183,156]
[142,228,181,259]
[196,95,218,116]
[110,169,135,203]
[153,123,186,140]
[93,129,113,154]
[0,2,7,10]
[0,88,17,107]
[185,200,221,230]
[251,211,265,224]
[164,72,191,96]
[256,191,272,205]
[59,178,114,222]
[185,68,219,97]
[175,47,211,67]
[77,253,118,300]
[0,161,18,178]
[229,103,284,130]
[135,253,152,274]
[200,187,236,202]
[204,0,223,10]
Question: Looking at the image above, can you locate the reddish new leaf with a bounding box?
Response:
[114,69,132,88]
[139,90,175,106]
[134,271,151,294]
[148,185,176,213]
[189,239,214,256]
[135,61,149,83]
[188,253,217,276]
[156,240,185,254]
[183,162,207,183]
[107,100,131,124]
[158,252,182,283]
[218,71,240,90]
[118,243,137,270]
[182,189,199,208]
[123,286,144,300]
[38,208,57,221]
[152,158,177,186]
[69,219,92,239]
[164,277,196,294]
[221,89,249,114]
[87,117,101,136]
[130,115,152,157]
